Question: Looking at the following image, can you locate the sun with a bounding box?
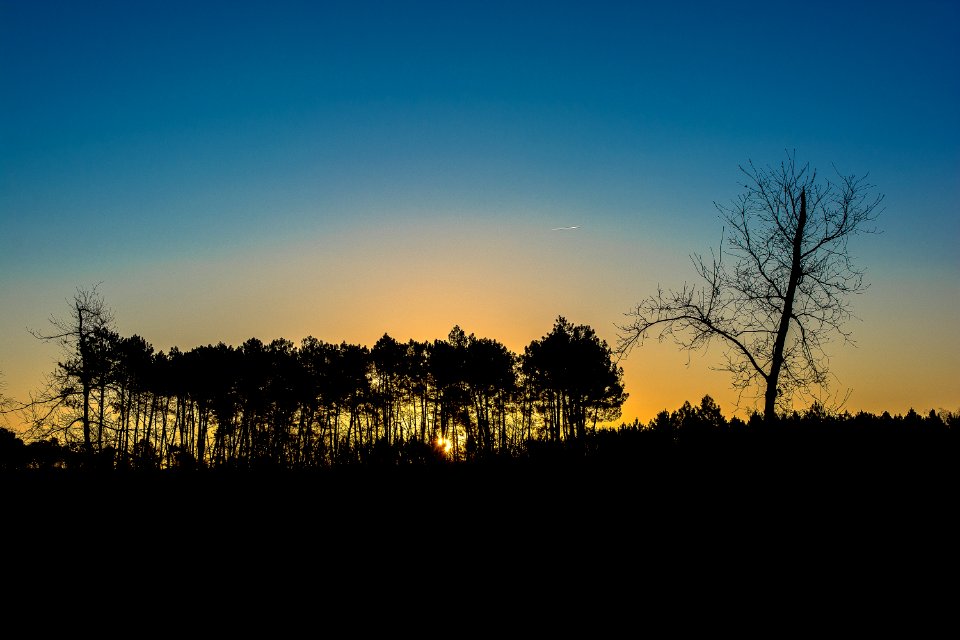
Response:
[435,436,453,456]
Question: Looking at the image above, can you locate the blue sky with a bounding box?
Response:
[2,0,958,423]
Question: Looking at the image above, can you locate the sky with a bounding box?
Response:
[1,0,958,431]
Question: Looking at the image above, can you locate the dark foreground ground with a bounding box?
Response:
[3,449,955,629]
[5,446,954,531]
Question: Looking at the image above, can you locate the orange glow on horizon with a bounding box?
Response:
[2,221,958,438]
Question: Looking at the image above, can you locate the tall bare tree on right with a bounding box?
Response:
[617,153,883,421]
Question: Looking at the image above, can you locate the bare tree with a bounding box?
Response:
[28,284,115,458]
[617,153,883,421]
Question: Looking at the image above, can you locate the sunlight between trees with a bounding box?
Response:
[12,289,626,470]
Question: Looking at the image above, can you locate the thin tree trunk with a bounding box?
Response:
[765,188,807,422]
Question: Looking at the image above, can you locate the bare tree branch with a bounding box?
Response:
[25,284,116,454]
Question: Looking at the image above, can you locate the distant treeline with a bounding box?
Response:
[11,316,627,471]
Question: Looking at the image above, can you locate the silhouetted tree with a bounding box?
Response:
[464,333,517,457]
[25,437,70,470]
[523,317,627,441]
[333,342,371,460]
[673,395,727,446]
[28,285,115,461]
[404,339,431,444]
[617,153,883,421]
[429,327,470,459]
[296,336,328,467]
[263,338,300,467]
[0,426,27,470]
[112,334,155,467]
[185,343,241,467]
[371,333,406,446]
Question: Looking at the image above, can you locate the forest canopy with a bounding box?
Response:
[9,288,628,470]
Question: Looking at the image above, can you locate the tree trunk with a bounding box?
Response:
[765,188,807,422]
[78,311,93,460]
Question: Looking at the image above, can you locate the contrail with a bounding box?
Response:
[551,225,581,231]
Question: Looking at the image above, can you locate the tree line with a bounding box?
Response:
[3,388,956,472]
[5,288,626,470]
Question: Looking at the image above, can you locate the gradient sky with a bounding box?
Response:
[2,0,958,431]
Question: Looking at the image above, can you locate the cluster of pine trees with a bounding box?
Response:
[8,304,626,470]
